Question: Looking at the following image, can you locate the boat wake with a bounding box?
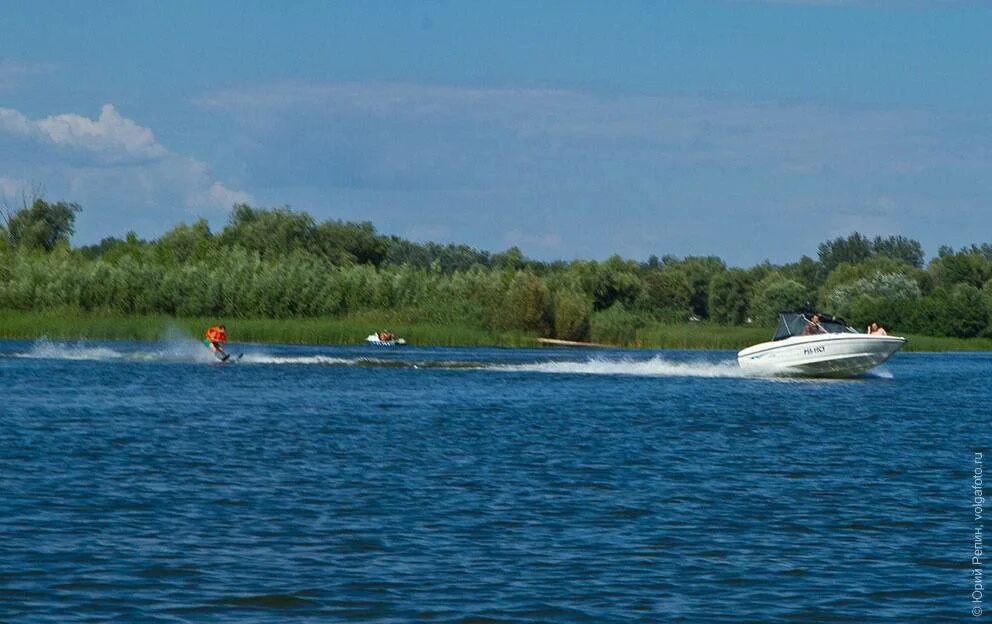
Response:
[239,354,486,369]
[11,340,477,369]
[8,339,890,380]
[240,354,359,366]
[20,338,125,361]
[18,338,219,364]
[870,367,894,380]
[494,356,748,378]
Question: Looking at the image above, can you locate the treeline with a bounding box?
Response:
[2,198,992,341]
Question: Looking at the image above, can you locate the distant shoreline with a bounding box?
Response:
[1,309,990,352]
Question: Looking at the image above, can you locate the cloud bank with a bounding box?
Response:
[0,104,251,240]
[192,81,991,262]
[1,104,167,163]
[197,81,984,183]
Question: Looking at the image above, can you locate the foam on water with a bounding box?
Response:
[869,367,894,379]
[21,337,125,361]
[495,355,749,378]
[9,339,889,381]
[136,341,220,364]
[18,336,221,364]
[0,344,958,622]
[239,353,356,366]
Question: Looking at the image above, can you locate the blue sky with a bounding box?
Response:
[1,0,990,265]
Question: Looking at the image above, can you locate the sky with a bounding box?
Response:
[1,0,990,266]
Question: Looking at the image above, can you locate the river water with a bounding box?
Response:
[0,339,986,622]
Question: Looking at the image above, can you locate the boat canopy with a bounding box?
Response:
[772,312,857,341]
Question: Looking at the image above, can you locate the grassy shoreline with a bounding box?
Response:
[1,309,990,352]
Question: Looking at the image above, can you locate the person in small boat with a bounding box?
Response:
[377,330,395,342]
[204,325,228,355]
[867,322,888,336]
[803,314,824,335]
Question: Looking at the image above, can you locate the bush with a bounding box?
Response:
[590,302,646,345]
[824,271,921,328]
[553,290,592,341]
[708,269,751,325]
[907,284,987,338]
[498,272,552,334]
[751,275,808,325]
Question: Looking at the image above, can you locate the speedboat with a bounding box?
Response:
[737,311,905,377]
[366,332,407,346]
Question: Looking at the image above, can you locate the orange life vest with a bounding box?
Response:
[205,326,226,342]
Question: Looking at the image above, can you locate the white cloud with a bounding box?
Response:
[190,80,992,263]
[0,108,34,136]
[38,104,168,162]
[0,104,253,241]
[0,104,167,164]
[187,181,253,211]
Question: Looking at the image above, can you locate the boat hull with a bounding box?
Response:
[365,334,406,346]
[737,334,906,378]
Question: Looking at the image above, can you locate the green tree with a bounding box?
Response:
[2,198,81,251]
[384,239,490,272]
[820,256,924,300]
[492,246,525,271]
[909,284,987,338]
[818,233,874,273]
[818,232,925,273]
[553,290,592,341]
[929,247,992,289]
[316,220,389,266]
[824,270,921,328]
[637,266,692,319]
[499,272,552,334]
[676,256,726,319]
[220,204,316,259]
[873,235,924,268]
[155,219,214,265]
[589,302,645,345]
[751,275,808,325]
[780,255,827,293]
[708,269,751,325]
[587,255,642,311]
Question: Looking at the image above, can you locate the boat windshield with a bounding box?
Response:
[772,312,857,341]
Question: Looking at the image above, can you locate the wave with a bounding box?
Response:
[494,355,748,378]
[18,337,217,364]
[239,354,485,369]
[20,337,125,361]
[869,367,894,379]
[239,354,356,366]
[13,340,745,378]
[11,340,884,381]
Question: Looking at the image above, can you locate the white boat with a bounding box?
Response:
[737,312,905,377]
[366,333,407,346]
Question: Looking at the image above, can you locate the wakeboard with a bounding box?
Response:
[214,351,243,363]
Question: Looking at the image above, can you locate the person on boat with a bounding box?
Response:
[204,325,228,355]
[867,322,888,336]
[803,314,824,335]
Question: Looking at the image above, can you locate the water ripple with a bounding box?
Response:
[0,343,985,622]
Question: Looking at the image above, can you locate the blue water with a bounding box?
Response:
[0,338,986,622]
